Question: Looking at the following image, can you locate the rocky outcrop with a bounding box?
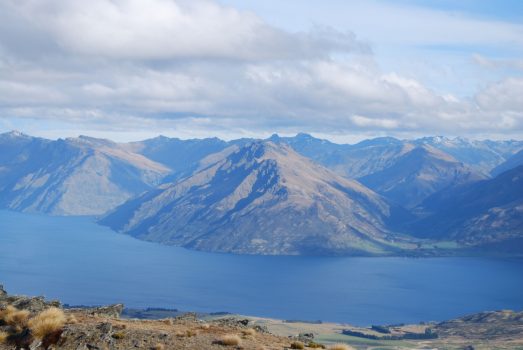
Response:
[0,285,61,313]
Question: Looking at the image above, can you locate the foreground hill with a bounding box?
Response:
[1,284,522,350]
[0,132,170,215]
[407,165,523,251]
[101,141,410,255]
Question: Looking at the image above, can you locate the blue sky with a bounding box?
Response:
[0,0,522,142]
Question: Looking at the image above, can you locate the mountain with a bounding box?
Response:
[125,136,232,180]
[491,149,523,176]
[0,131,170,215]
[358,145,486,208]
[406,165,523,251]
[101,141,411,255]
[414,136,523,175]
[271,134,409,179]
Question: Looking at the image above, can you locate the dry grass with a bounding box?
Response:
[0,331,8,344]
[111,331,125,339]
[4,306,30,330]
[67,314,78,324]
[200,323,210,330]
[175,329,198,338]
[290,340,305,349]
[329,344,354,350]
[28,307,66,339]
[241,328,256,336]
[161,318,173,326]
[308,341,326,349]
[152,344,165,350]
[217,334,242,346]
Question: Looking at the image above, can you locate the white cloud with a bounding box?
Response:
[5,0,366,61]
[0,0,522,140]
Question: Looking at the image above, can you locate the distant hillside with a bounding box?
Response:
[413,136,523,175]
[406,165,523,251]
[491,149,523,176]
[101,141,410,255]
[125,136,232,180]
[0,132,170,215]
[359,145,485,208]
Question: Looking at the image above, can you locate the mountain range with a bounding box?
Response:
[1,130,522,255]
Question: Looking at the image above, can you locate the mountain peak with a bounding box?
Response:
[1,130,30,139]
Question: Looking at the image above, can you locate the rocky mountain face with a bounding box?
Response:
[101,141,409,255]
[358,145,486,208]
[406,165,523,250]
[0,132,170,215]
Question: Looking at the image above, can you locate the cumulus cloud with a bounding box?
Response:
[4,0,368,61]
[0,0,522,140]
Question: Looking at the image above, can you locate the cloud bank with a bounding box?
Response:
[0,0,522,140]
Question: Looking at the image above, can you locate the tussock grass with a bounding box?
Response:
[308,341,326,348]
[200,323,210,330]
[217,334,242,346]
[0,331,9,344]
[175,329,198,337]
[329,344,354,350]
[28,307,66,339]
[161,318,173,326]
[67,314,78,324]
[4,306,30,330]
[152,344,165,350]
[290,340,305,349]
[111,331,125,339]
[241,328,256,336]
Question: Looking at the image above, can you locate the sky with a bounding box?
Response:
[0,0,522,142]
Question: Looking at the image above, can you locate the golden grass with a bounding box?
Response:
[0,305,15,322]
[290,340,305,349]
[0,331,9,344]
[217,334,242,346]
[111,331,125,339]
[161,318,173,326]
[308,341,326,349]
[152,343,165,350]
[67,314,79,324]
[241,328,256,336]
[329,344,354,350]
[4,307,30,329]
[28,307,66,339]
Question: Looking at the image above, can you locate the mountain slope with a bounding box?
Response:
[491,149,523,176]
[0,132,170,215]
[101,141,410,255]
[414,136,523,175]
[271,134,410,179]
[358,145,485,208]
[407,165,523,249]
[126,136,237,181]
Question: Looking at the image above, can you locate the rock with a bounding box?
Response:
[96,322,113,334]
[75,304,124,319]
[0,284,7,297]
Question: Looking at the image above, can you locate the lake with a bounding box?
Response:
[1,210,522,326]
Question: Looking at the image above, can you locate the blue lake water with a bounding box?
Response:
[1,210,522,326]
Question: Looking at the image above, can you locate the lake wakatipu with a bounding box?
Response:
[1,210,522,326]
